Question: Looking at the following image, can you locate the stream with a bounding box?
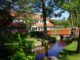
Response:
[35,41,68,60]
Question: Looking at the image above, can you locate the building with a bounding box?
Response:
[31,13,55,35]
[10,10,77,36]
[8,9,26,34]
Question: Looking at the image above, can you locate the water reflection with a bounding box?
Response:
[36,41,68,60]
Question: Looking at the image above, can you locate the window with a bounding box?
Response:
[35,27,37,30]
[41,27,43,30]
[38,27,40,30]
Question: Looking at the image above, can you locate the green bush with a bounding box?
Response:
[10,51,27,60]
[30,31,44,38]
[48,36,57,44]
[0,31,35,60]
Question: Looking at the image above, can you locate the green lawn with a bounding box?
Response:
[60,53,80,60]
[65,41,78,51]
[60,41,80,60]
[66,54,80,60]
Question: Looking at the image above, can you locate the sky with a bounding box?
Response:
[46,0,70,20]
[51,11,69,20]
[39,8,70,20]
[0,0,70,22]
[11,4,70,21]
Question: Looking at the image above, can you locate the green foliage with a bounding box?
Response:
[52,20,61,25]
[61,0,80,27]
[63,0,80,10]
[30,31,44,38]
[10,50,35,60]
[48,36,57,43]
[23,17,33,33]
[52,20,70,27]
[10,33,35,60]
[10,51,27,60]
[0,30,35,60]
[14,0,35,13]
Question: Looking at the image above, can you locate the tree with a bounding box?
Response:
[62,0,80,52]
[23,15,33,35]
[0,0,35,60]
[41,0,48,57]
[1,0,80,59]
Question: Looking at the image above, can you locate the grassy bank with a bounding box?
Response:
[60,41,80,60]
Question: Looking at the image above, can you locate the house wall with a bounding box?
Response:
[31,19,54,31]
[31,26,54,31]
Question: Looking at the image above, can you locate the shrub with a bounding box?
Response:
[48,36,57,44]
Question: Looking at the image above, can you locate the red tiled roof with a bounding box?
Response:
[32,13,40,20]
[10,13,17,17]
[8,22,26,27]
[47,30,54,35]
[58,29,70,35]
[33,22,55,27]
[32,13,51,21]
[46,29,70,35]
[10,10,17,17]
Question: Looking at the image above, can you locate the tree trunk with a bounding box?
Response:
[41,0,48,57]
[77,27,80,52]
[75,8,80,52]
[69,0,74,29]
